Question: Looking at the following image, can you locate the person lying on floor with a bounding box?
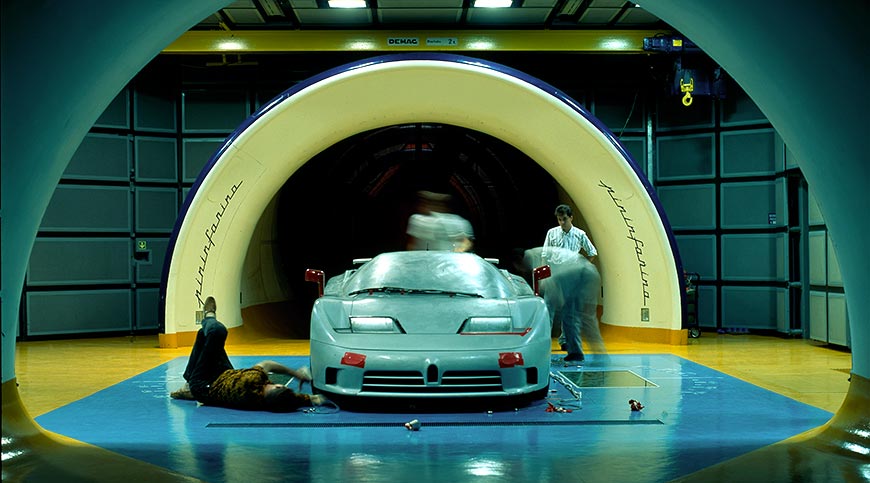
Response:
[170,296,324,412]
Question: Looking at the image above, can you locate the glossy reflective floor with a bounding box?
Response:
[14,333,852,483]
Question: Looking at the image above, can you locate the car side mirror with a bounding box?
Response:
[305,268,325,297]
[532,265,551,297]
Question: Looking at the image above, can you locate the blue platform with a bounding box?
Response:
[36,354,831,483]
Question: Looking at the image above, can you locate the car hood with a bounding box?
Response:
[349,296,510,334]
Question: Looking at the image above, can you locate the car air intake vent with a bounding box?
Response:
[362,371,425,392]
[441,371,502,390]
[361,370,503,394]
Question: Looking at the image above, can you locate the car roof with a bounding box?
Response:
[338,251,518,299]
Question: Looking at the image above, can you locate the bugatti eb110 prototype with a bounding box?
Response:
[304,251,553,403]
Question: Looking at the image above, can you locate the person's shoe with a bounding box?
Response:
[564,353,585,362]
[170,385,195,400]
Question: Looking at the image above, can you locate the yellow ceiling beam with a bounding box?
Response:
[163,30,671,53]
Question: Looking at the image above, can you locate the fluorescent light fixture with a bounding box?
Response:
[474,0,512,7]
[328,0,367,7]
[347,41,377,50]
[601,39,629,50]
[217,40,245,50]
[467,40,495,49]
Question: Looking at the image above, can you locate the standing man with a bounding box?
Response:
[542,204,597,265]
[541,204,599,362]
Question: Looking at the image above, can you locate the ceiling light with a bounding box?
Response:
[328,0,367,8]
[474,0,512,7]
[217,40,246,50]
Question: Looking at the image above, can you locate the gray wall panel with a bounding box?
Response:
[183,138,224,182]
[828,293,849,346]
[809,290,827,342]
[720,85,766,126]
[720,180,786,229]
[721,233,787,281]
[26,290,132,335]
[41,186,131,232]
[28,238,131,285]
[135,188,179,233]
[93,89,130,129]
[657,184,716,230]
[674,234,717,279]
[697,285,717,328]
[135,137,178,182]
[721,286,785,329]
[720,128,780,177]
[64,133,131,181]
[656,134,715,180]
[619,137,647,178]
[809,230,826,285]
[136,288,160,330]
[182,90,248,132]
[135,87,176,132]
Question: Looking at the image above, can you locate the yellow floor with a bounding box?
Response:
[14,332,851,417]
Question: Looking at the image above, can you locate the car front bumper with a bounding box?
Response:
[310,340,551,398]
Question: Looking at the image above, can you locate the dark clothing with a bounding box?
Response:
[207,367,270,410]
[182,316,234,402]
[181,314,314,411]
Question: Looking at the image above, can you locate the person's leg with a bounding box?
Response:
[542,276,566,351]
[172,327,210,399]
[561,295,584,361]
[179,318,233,400]
[579,263,606,354]
[580,301,605,353]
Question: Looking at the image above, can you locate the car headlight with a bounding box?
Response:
[348,316,404,333]
[460,316,513,333]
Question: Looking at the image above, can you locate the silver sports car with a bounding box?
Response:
[305,251,553,404]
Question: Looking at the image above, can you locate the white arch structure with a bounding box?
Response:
[160,54,684,345]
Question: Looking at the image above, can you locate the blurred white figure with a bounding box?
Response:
[524,246,605,362]
[406,191,474,252]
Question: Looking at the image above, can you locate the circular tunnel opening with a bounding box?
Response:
[179,55,683,342]
[271,123,566,331]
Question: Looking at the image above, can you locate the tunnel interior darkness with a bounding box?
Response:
[275,122,563,313]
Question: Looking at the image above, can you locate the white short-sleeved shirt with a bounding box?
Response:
[542,226,597,264]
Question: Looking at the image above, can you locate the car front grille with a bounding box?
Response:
[361,370,503,394]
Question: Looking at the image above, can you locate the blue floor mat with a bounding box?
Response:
[36,354,832,483]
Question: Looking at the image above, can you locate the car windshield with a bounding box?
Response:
[343,251,517,299]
